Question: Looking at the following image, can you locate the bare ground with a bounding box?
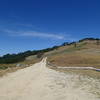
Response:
[0,58,100,100]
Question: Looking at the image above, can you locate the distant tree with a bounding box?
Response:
[52,46,59,50]
[37,52,44,59]
[62,42,69,46]
[1,37,100,64]
[79,38,96,42]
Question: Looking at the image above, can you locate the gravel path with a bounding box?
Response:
[0,58,100,100]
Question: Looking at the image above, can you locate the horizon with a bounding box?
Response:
[0,37,99,56]
[0,0,100,55]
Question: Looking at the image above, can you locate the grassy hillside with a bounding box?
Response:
[47,39,100,68]
[0,38,100,76]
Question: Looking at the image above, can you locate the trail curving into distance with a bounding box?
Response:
[0,58,100,100]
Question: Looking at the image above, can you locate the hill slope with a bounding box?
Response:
[47,39,100,68]
[0,38,100,76]
[0,58,100,100]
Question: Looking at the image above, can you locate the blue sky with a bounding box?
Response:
[0,0,100,55]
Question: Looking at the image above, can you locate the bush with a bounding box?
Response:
[0,66,8,70]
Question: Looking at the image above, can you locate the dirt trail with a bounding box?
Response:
[0,58,100,100]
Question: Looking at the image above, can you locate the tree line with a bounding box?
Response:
[0,46,59,64]
[0,38,100,64]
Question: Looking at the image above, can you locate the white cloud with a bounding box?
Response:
[21,32,64,39]
[3,29,78,41]
[4,30,65,40]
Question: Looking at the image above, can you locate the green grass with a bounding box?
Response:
[0,66,8,70]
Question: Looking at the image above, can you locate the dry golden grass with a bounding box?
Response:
[0,40,100,77]
[48,41,100,68]
[49,53,100,68]
[0,57,40,77]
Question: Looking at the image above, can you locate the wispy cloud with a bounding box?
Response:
[4,30,65,40]
[17,23,34,27]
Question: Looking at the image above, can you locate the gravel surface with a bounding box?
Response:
[0,58,100,100]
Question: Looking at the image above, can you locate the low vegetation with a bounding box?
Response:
[0,37,100,76]
[0,46,59,64]
[47,38,100,68]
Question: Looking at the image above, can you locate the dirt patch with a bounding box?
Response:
[0,58,100,100]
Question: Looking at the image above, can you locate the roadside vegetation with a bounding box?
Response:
[0,37,100,76]
[47,38,100,68]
